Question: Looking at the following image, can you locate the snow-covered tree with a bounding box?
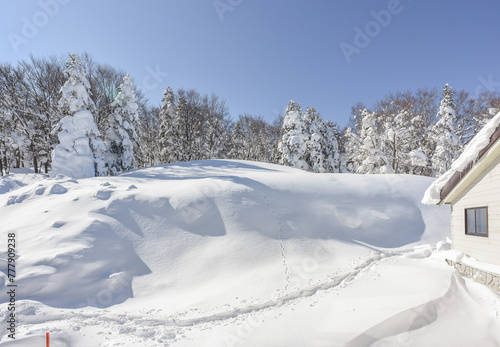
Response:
[136,105,161,167]
[278,102,340,173]
[429,84,461,175]
[175,93,192,161]
[303,107,324,172]
[408,114,434,176]
[204,94,229,159]
[229,114,261,161]
[228,114,281,163]
[229,119,245,160]
[278,100,308,170]
[0,62,43,172]
[0,103,14,175]
[408,149,428,174]
[30,56,67,171]
[105,74,139,174]
[341,126,359,173]
[51,53,106,178]
[323,121,340,173]
[382,111,413,173]
[158,87,179,163]
[269,116,284,164]
[353,109,389,174]
[473,105,499,136]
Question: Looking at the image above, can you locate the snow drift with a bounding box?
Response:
[1,160,498,346]
[1,161,446,310]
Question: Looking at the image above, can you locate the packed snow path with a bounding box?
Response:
[2,250,498,346]
[1,161,499,346]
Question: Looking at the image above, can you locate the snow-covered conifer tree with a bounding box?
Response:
[323,121,340,173]
[342,126,360,173]
[229,119,245,160]
[303,107,325,172]
[105,74,139,174]
[278,100,308,170]
[158,87,179,163]
[429,84,461,175]
[51,53,106,178]
[175,94,190,161]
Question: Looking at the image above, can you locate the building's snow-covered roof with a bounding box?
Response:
[422,110,500,205]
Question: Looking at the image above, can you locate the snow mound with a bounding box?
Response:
[0,171,46,195]
[345,272,498,346]
[1,160,448,311]
[2,161,499,346]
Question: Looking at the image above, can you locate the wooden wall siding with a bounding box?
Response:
[451,153,500,266]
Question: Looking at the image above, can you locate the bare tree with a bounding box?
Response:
[18,54,65,173]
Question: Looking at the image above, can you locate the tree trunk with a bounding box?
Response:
[15,149,21,168]
[2,143,9,175]
[31,143,39,173]
[0,139,4,176]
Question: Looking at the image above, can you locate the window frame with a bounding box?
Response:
[464,206,489,237]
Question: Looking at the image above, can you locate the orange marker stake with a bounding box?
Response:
[46,332,50,347]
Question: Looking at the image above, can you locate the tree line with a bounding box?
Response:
[1,53,499,177]
[342,85,500,176]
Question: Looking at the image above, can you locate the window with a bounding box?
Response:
[465,207,488,236]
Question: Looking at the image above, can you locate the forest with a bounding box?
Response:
[1,53,499,178]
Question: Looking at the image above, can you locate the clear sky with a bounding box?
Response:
[1,0,500,127]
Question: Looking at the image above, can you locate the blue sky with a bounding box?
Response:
[1,0,500,127]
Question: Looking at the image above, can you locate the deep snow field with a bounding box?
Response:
[1,160,499,346]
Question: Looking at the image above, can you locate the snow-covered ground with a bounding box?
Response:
[1,160,499,346]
